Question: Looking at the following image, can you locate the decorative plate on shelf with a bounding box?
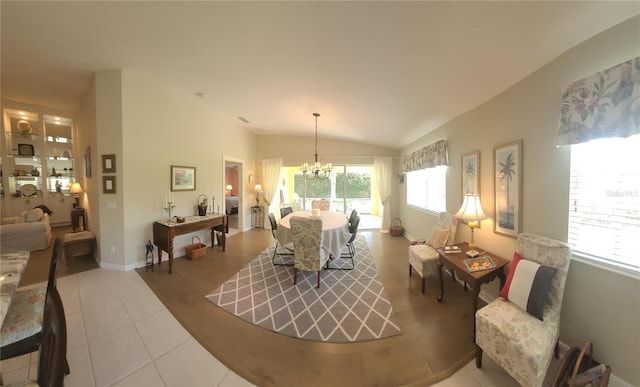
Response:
[20,184,36,197]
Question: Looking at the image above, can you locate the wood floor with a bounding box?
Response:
[19,225,100,287]
[137,229,478,386]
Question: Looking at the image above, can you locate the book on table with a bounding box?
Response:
[463,256,496,272]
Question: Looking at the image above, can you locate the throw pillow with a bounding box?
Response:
[33,204,54,216]
[25,208,44,222]
[499,252,557,321]
[426,226,450,249]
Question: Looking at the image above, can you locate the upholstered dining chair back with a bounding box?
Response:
[475,233,572,387]
[290,216,329,287]
[311,200,330,211]
[348,209,358,226]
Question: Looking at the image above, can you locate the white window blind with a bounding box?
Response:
[406,166,446,213]
[568,135,640,272]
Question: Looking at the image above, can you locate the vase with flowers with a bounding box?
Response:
[197,194,208,216]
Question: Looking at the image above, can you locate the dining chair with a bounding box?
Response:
[30,287,67,387]
[311,199,330,211]
[268,213,294,266]
[475,233,572,387]
[348,209,358,226]
[280,206,293,218]
[328,214,359,270]
[0,238,66,363]
[290,216,329,288]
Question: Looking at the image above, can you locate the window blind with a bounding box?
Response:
[568,136,640,272]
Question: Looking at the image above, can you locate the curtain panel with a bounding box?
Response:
[374,156,393,233]
[260,158,283,219]
[556,56,640,146]
[403,140,448,172]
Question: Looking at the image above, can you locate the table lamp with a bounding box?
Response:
[226,185,233,195]
[70,182,83,208]
[254,184,262,206]
[455,194,487,257]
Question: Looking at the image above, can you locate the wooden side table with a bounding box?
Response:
[437,243,508,340]
[251,206,264,229]
[71,207,86,232]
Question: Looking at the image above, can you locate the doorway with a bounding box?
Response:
[223,157,243,235]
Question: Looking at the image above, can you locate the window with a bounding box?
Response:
[406,166,446,213]
[568,134,640,273]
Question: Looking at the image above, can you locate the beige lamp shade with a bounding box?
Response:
[455,194,487,249]
[455,194,487,224]
[70,182,83,208]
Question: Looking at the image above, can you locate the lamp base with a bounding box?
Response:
[466,250,480,258]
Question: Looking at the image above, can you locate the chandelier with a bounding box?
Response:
[300,113,332,180]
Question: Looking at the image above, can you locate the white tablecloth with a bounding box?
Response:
[277,211,351,258]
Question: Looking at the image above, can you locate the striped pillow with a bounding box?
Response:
[499,252,557,321]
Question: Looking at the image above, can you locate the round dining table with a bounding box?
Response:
[276,210,351,259]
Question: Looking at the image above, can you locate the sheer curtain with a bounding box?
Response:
[375,156,393,233]
[261,158,283,222]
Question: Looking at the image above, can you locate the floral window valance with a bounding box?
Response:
[403,140,448,172]
[556,57,640,146]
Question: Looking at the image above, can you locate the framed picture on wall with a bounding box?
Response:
[103,176,116,194]
[85,146,92,178]
[171,165,196,191]
[493,140,522,237]
[462,151,480,197]
[102,154,116,173]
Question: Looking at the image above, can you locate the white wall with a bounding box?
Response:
[399,16,640,385]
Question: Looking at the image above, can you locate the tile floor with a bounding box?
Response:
[0,267,571,386]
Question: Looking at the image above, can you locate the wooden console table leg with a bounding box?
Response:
[437,261,445,302]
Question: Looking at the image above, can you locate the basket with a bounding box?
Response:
[552,341,611,387]
[185,236,207,259]
[390,218,404,236]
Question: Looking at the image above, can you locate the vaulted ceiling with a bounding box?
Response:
[1,1,638,149]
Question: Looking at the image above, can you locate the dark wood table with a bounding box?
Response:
[437,243,508,339]
[153,213,227,273]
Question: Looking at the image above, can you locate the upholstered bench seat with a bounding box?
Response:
[63,231,95,262]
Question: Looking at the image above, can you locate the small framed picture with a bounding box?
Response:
[171,165,196,191]
[103,176,116,194]
[18,143,35,156]
[102,154,116,173]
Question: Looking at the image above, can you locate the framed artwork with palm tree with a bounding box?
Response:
[462,151,480,197]
[494,140,522,237]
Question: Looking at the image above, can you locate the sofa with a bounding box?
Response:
[1,208,52,252]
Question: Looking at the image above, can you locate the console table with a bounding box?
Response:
[437,243,508,340]
[152,213,227,273]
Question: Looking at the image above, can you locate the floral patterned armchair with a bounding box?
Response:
[475,233,572,387]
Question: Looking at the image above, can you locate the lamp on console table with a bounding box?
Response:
[70,182,83,208]
[226,185,233,195]
[254,184,263,206]
[455,194,487,256]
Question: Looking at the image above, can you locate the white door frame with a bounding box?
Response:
[222,155,244,231]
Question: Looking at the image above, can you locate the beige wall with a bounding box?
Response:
[399,16,640,385]
[75,77,100,263]
[117,70,257,267]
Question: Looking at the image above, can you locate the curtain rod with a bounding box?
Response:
[257,155,398,161]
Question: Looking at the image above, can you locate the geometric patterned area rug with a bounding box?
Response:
[205,236,402,343]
